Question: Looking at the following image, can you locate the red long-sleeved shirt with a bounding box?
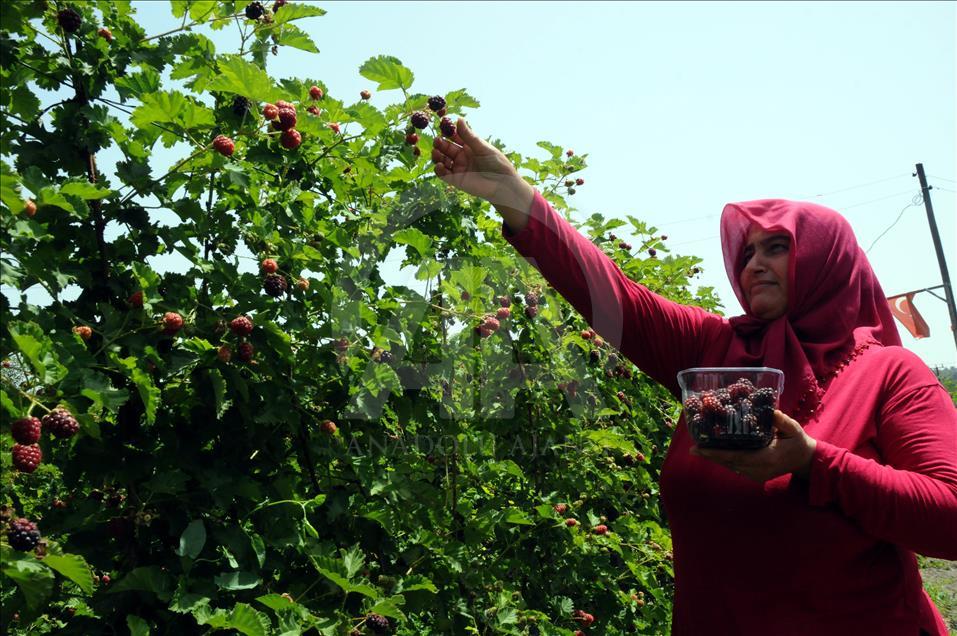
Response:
[502,188,957,635]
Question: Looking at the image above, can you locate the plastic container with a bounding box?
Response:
[676,367,785,450]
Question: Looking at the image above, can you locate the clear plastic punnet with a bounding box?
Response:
[676,367,785,450]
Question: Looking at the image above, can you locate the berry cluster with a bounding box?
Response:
[475,313,502,339]
[683,379,778,449]
[262,99,302,149]
[524,291,540,318]
[6,517,41,552]
[365,613,390,634]
[573,609,595,627]
[57,7,82,33]
[8,407,80,473]
[406,95,450,154]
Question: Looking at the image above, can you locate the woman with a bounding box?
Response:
[431,119,957,635]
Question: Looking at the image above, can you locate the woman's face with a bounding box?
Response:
[739,226,791,320]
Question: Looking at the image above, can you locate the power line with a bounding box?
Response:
[788,173,911,201]
[865,193,924,254]
[929,174,956,184]
[934,186,956,194]
[842,188,920,210]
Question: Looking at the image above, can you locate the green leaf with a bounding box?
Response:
[392,229,432,257]
[342,544,365,579]
[127,615,150,636]
[275,24,318,53]
[207,56,282,104]
[444,88,481,111]
[131,367,160,424]
[207,369,230,419]
[170,0,187,18]
[502,508,534,526]
[449,264,488,296]
[0,163,24,213]
[115,68,161,100]
[37,186,78,216]
[272,3,326,24]
[7,321,68,385]
[208,603,270,636]
[255,593,294,611]
[130,91,215,136]
[188,0,216,21]
[368,595,407,621]
[214,571,260,591]
[399,574,438,594]
[60,180,113,200]
[176,520,206,560]
[359,55,414,91]
[110,567,173,601]
[581,429,638,455]
[41,553,94,595]
[2,559,55,610]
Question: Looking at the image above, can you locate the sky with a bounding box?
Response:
[8,1,957,368]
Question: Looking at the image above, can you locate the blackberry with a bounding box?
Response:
[277,107,297,131]
[481,316,500,331]
[525,292,539,306]
[12,444,42,472]
[273,0,287,11]
[237,342,254,362]
[428,95,446,112]
[742,413,758,432]
[729,378,755,400]
[245,2,265,19]
[525,305,539,318]
[57,7,82,33]
[231,95,252,117]
[700,392,722,415]
[683,396,702,415]
[263,273,288,297]
[12,417,42,444]
[230,315,254,337]
[410,111,430,129]
[496,307,510,320]
[7,518,40,552]
[366,613,390,634]
[42,408,79,439]
[439,116,456,137]
[750,387,776,408]
[715,388,732,405]
[497,295,511,307]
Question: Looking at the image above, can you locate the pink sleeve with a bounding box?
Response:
[808,382,957,559]
[502,188,728,395]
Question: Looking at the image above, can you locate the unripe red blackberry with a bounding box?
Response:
[98,27,113,41]
[12,417,41,444]
[295,277,309,291]
[245,2,264,19]
[683,395,703,414]
[365,613,390,634]
[428,95,447,112]
[217,345,232,362]
[230,315,254,336]
[72,325,92,340]
[277,107,297,130]
[410,111,429,129]
[274,100,296,112]
[237,342,254,362]
[309,85,323,100]
[7,518,40,551]
[327,122,340,134]
[162,312,184,334]
[128,290,144,308]
[261,258,278,273]
[281,129,302,149]
[525,305,538,318]
[320,420,337,434]
[24,200,37,217]
[553,503,568,514]
[593,524,608,535]
[307,105,320,116]
[576,178,584,186]
[405,132,419,145]
[12,444,42,472]
[360,89,372,100]
[263,103,279,119]
[482,316,500,331]
[497,295,510,307]
[57,7,82,33]
[496,307,510,320]
[565,518,578,527]
[43,408,79,439]
[334,337,349,352]
[264,273,288,296]
[701,393,722,415]
[439,116,456,137]
[566,149,574,157]
[212,135,235,157]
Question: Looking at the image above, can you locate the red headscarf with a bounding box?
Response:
[719,199,902,422]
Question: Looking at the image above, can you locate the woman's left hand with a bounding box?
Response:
[690,409,817,483]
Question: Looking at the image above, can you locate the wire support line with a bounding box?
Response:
[933,186,956,194]
[787,173,912,201]
[865,193,924,254]
[842,189,921,210]
[929,174,956,184]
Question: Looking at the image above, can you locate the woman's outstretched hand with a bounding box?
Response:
[690,410,818,483]
[431,118,534,231]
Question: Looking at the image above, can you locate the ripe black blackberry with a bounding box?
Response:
[12,417,41,444]
[427,95,446,112]
[232,95,253,117]
[410,111,429,130]
[42,408,79,439]
[365,613,390,634]
[683,396,703,415]
[714,388,732,405]
[263,273,288,297]
[439,116,456,137]
[7,518,40,552]
[57,7,82,33]
[750,387,776,408]
[525,292,539,306]
[245,2,265,19]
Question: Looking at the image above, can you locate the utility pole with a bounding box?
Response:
[914,163,957,353]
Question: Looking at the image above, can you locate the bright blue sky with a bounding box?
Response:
[14,1,957,367]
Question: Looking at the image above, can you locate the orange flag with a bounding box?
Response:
[887,293,931,339]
